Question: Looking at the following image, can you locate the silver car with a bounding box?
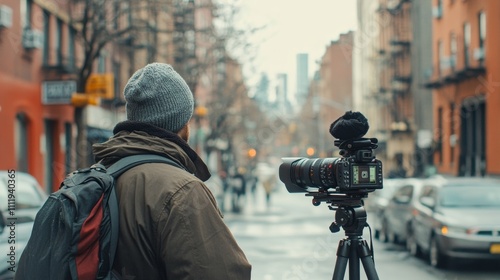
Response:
[409,177,500,268]
[0,171,47,278]
[367,178,406,241]
[380,178,424,244]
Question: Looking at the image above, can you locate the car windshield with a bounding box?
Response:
[439,184,500,208]
[0,175,45,211]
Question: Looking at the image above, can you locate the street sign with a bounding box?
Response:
[41,80,77,105]
[85,73,114,100]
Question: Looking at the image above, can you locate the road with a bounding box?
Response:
[224,185,500,280]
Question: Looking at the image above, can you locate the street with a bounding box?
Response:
[224,185,500,280]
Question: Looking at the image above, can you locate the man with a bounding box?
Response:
[92,63,251,279]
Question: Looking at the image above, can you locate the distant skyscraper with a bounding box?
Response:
[276,73,288,103]
[275,73,293,115]
[255,72,270,105]
[296,53,309,104]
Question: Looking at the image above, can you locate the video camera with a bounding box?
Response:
[278,112,384,279]
[279,111,383,196]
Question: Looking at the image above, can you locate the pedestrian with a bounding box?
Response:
[262,175,276,209]
[92,63,251,279]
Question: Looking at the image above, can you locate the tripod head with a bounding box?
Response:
[306,191,368,237]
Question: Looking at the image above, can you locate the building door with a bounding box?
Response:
[15,113,30,172]
[44,119,56,192]
[459,97,486,176]
[65,122,73,174]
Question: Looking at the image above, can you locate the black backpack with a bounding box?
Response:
[15,154,184,280]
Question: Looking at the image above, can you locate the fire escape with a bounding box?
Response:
[375,0,413,177]
[387,0,412,134]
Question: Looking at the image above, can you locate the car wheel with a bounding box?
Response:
[429,235,447,268]
[406,228,421,257]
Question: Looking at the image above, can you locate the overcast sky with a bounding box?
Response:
[238,0,358,98]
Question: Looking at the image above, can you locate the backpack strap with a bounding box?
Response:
[106,154,186,177]
[104,154,186,276]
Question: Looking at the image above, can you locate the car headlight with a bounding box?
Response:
[441,225,468,235]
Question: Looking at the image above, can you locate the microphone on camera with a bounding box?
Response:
[329,111,369,140]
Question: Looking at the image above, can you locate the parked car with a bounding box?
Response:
[0,209,35,280]
[409,177,500,268]
[368,178,405,241]
[379,178,424,244]
[0,171,47,222]
[0,171,47,278]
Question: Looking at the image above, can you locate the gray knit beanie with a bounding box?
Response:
[124,63,194,132]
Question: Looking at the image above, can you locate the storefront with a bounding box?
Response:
[0,75,75,192]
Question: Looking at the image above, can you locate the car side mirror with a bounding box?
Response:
[420,197,435,209]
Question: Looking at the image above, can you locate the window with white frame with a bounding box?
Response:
[463,22,471,67]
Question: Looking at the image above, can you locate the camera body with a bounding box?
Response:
[279,112,384,196]
[279,151,383,194]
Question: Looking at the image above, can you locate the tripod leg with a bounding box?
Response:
[349,239,360,280]
[357,240,379,280]
[332,239,350,280]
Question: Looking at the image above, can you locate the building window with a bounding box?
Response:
[21,0,32,28]
[437,40,443,76]
[67,27,75,70]
[437,107,443,164]
[42,10,50,65]
[98,51,106,73]
[56,18,63,64]
[15,113,29,172]
[463,22,471,67]
[450,33,457,70]
[478,11,486,57]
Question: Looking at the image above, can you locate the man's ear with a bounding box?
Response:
[177,124,190,142]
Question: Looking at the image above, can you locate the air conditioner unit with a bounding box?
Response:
[432,6,442,19]
[0,5,13,28]
[473,47,485,60]
[23,29,44,49]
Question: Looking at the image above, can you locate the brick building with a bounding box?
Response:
[426,0,500,176]
[0,0,78,191]
[0,0,177,191]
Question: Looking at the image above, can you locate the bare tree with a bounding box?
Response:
[67,0,170,167]
[67,0,265,168]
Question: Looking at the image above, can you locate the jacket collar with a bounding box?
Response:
[112,121,211,181]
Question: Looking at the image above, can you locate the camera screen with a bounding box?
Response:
[352,165,377,185]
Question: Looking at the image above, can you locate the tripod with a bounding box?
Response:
[310,194,379,280]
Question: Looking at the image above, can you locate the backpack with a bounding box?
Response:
[15,154,184,280]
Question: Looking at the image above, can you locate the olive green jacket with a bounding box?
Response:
[93,121,251,280]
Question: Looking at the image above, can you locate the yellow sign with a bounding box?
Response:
[85,73,114,100]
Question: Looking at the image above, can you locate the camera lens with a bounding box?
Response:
[279,157,340,192]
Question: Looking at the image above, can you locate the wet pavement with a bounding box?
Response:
[223,185,500,280]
